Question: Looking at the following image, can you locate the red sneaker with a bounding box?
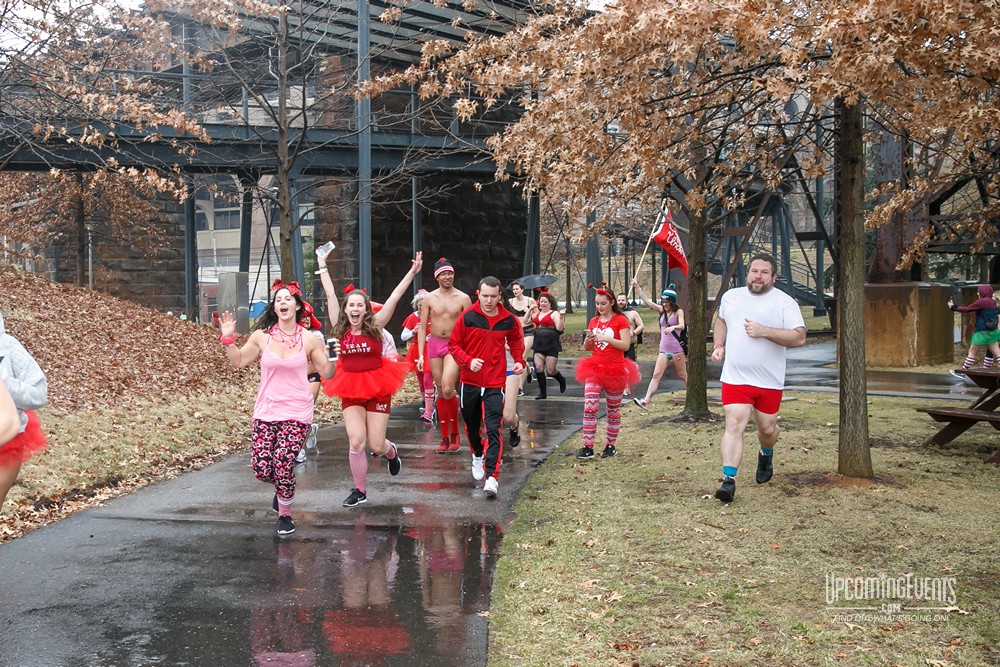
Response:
[436,437,449,454]
[447,433,461,452]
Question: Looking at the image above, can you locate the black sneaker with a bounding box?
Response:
[715,476,736,502]
[756,452,773,484]
[576,446,595,460]
[276,515,295,536]
[600,445,616,458]
[387,445,402,476]
[508,427,521,448]
[342,488,367,507]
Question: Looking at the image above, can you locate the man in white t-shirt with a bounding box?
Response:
[710,254,806,502]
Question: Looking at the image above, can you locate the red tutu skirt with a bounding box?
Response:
[0,410,47,468]
[404,342,426,373]
[575,356,641,392]
[322,356,413,401]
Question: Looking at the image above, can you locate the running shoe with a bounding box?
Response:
[576,446,595,460]
[756,452,773,484]
[436,437,450,454]
[295,447,307,463]
[342,488,367,507]
[448,433,461,453]
[276,516,295,536]
[420,411,434,423]
[715,476,736,502]
[472,455,485,481]
[600,445,617,458]
[305,423,319,450]
[483,476,498,498]
[386,442,402,476]
[949,369,967,379]
[508,426,521,448]
[633,397,649,411]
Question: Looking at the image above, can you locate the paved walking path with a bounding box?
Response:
[0,344,967,666]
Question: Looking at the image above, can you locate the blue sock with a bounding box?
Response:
[722,465,738,479]
[760,445,773,457]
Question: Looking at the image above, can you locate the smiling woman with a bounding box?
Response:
[219,279,336,536]
[318,252,423,509]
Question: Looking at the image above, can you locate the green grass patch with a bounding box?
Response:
[489,393,1000,666]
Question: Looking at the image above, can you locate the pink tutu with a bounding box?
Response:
[322,356,412,401]
[0,410,47,468]
[575,356,641,392]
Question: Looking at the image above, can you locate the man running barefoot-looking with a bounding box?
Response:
[417,258,472,453]
[711,253,806,502]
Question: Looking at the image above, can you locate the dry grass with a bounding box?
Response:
[489,393,1000,666]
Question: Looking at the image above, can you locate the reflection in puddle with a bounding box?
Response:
[246,515,502,665]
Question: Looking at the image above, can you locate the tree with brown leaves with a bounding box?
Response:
[373,0,1000,477]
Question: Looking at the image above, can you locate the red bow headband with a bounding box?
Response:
[588,282,614,299]
[342,284,367,295]
[271,279,301,297]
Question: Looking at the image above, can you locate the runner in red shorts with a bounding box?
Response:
[711,254,806,502]
[320,252,423,508]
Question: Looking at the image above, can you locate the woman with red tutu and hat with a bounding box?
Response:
[575,284,641,460]
[319,252,423,508]
[0,309,49,510]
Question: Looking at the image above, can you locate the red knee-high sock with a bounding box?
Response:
[447,396,460,435]
[437,396,451,437]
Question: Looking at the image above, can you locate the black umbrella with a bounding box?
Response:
[512,274,557,290]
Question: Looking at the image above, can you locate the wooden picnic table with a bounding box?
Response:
[917,368,1000,463]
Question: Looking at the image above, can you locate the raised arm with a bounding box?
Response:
[632,279,663,313]
[220,311,264,369]
[374,252,423,327]
[316,247,340,329]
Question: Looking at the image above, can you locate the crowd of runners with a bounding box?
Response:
[0,248,805,536]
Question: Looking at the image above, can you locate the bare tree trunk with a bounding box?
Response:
[682,207,711,417]
[837,101,874,478]
[275,10,294,282]
[564,237,574,314]
[75,174,86,288]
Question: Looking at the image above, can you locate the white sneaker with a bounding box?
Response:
[472,455,485,481]
[306,423,319,450]
[483,476,498,497]
[295,448,307,463]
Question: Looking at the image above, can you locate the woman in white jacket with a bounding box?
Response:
[0,310,48,509]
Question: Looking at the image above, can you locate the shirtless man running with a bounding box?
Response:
[417,257,472,453]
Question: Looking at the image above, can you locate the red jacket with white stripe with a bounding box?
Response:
[448,301,525,389]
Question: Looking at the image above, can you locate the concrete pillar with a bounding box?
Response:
[863,282,953,367]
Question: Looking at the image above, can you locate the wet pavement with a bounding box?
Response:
[0,345,970,666]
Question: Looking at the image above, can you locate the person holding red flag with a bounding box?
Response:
[651,202,689,277]
[575,284,641,459]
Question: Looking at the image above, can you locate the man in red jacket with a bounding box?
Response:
[448,276,526,498]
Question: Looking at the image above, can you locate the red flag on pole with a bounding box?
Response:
[651,203,688,277]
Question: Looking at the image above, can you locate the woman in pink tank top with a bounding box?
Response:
[219,279,334,536]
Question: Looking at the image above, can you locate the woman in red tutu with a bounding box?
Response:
[0,309,49,509]
[575,284,641,460]
[401,289,435,422]
[319,252,422,508]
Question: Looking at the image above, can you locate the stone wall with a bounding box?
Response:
[45,192,188,315]
[313,174,528,333]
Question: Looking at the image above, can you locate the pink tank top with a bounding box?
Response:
[253,340,313,423]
